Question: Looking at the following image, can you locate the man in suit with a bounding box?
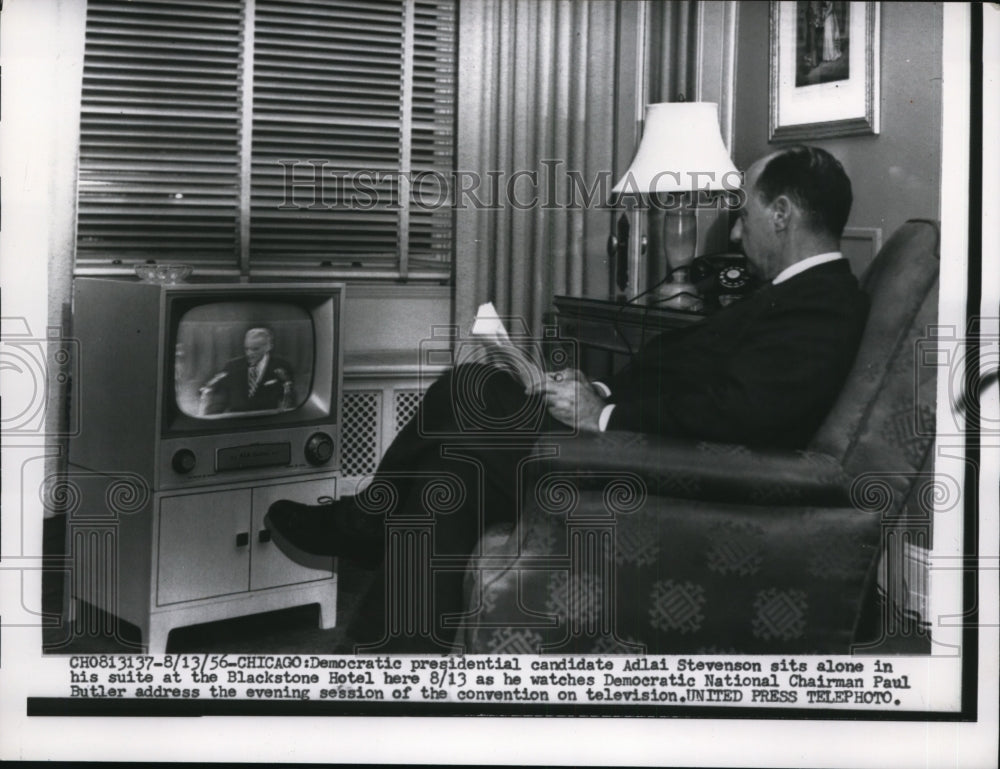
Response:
[202,327,295,413]
[265,145,868,599]
[543,144,867,448]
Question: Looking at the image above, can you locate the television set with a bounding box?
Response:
[69,279,345,490]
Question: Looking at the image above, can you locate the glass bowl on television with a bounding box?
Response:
[134,263,192,284]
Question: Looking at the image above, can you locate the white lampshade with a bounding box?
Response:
[612,102,739,194]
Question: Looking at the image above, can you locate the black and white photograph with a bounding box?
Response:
[0,0,997,765]
[796,1,850,87]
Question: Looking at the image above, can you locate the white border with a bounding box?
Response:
[1,2,998,767]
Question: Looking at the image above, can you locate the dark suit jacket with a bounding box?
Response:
[607,260,869,448]
[214,354,295,412]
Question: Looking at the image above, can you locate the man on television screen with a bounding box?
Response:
[201,327,295,413]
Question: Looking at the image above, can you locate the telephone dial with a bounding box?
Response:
[689,254,757,307]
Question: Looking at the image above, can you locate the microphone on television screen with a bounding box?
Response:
[200,371,228,393]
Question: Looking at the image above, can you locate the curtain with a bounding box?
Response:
[455,0,700,337]
[646,0,699,105]
[454,0,618,337]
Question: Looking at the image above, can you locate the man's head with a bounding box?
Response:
[731,145,853,279]
[244,328,273,367]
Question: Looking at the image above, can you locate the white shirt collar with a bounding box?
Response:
[772,252,844,285]
[253,353,269,375]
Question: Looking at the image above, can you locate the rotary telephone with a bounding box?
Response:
[689,253,758,308]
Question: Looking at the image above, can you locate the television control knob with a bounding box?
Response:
[172,449,196,474]
[304,433,334,466]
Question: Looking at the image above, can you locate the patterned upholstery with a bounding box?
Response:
[812,219,941,500]
[458,221,941,654]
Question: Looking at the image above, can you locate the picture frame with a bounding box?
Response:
[769,1,881,140]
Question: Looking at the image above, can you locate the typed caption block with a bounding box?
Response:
[61,653,929,709]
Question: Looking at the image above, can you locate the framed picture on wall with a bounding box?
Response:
[769,1,880,140]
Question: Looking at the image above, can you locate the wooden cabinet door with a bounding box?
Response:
[250,479,336,591]
[157,490,252,605]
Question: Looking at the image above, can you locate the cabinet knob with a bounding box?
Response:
[258,529,272,543]
[235,532,249,548]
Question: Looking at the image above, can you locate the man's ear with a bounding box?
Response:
[770,195,792,232]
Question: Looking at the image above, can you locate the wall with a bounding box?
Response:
[342,285,453,358]
[733,1,943,273]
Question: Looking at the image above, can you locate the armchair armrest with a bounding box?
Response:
[529,431,853,507]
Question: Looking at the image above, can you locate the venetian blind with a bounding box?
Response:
[76,0,243,268]
[75,0,455,278]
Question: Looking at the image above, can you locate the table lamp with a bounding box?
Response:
[612,102,740,309]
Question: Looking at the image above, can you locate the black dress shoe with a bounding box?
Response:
[264,497,383,569]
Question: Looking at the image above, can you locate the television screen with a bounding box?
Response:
[173,301,315,420]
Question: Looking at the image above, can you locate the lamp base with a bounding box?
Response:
[652,277,703,311]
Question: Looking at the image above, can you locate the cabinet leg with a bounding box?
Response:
[146,617,172,654]
[317,594,338,630]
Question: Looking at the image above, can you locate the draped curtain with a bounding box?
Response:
[647,0,700,105]
[455,0,617,336]
[455,0,700,336]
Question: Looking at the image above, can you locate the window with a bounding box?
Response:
[75,0,455,280]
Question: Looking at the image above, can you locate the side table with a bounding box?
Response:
[550,295,705,378]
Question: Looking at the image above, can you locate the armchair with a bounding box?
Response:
[458,220,941,654]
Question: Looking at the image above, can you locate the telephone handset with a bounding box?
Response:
[690,254,757,307]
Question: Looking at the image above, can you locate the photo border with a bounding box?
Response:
[769,1,881,140]
[1,2,997,766]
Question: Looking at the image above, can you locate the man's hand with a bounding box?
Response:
[532,368,607,432]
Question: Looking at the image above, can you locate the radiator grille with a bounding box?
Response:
[394,389,424,435]
[342,390,381,477]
